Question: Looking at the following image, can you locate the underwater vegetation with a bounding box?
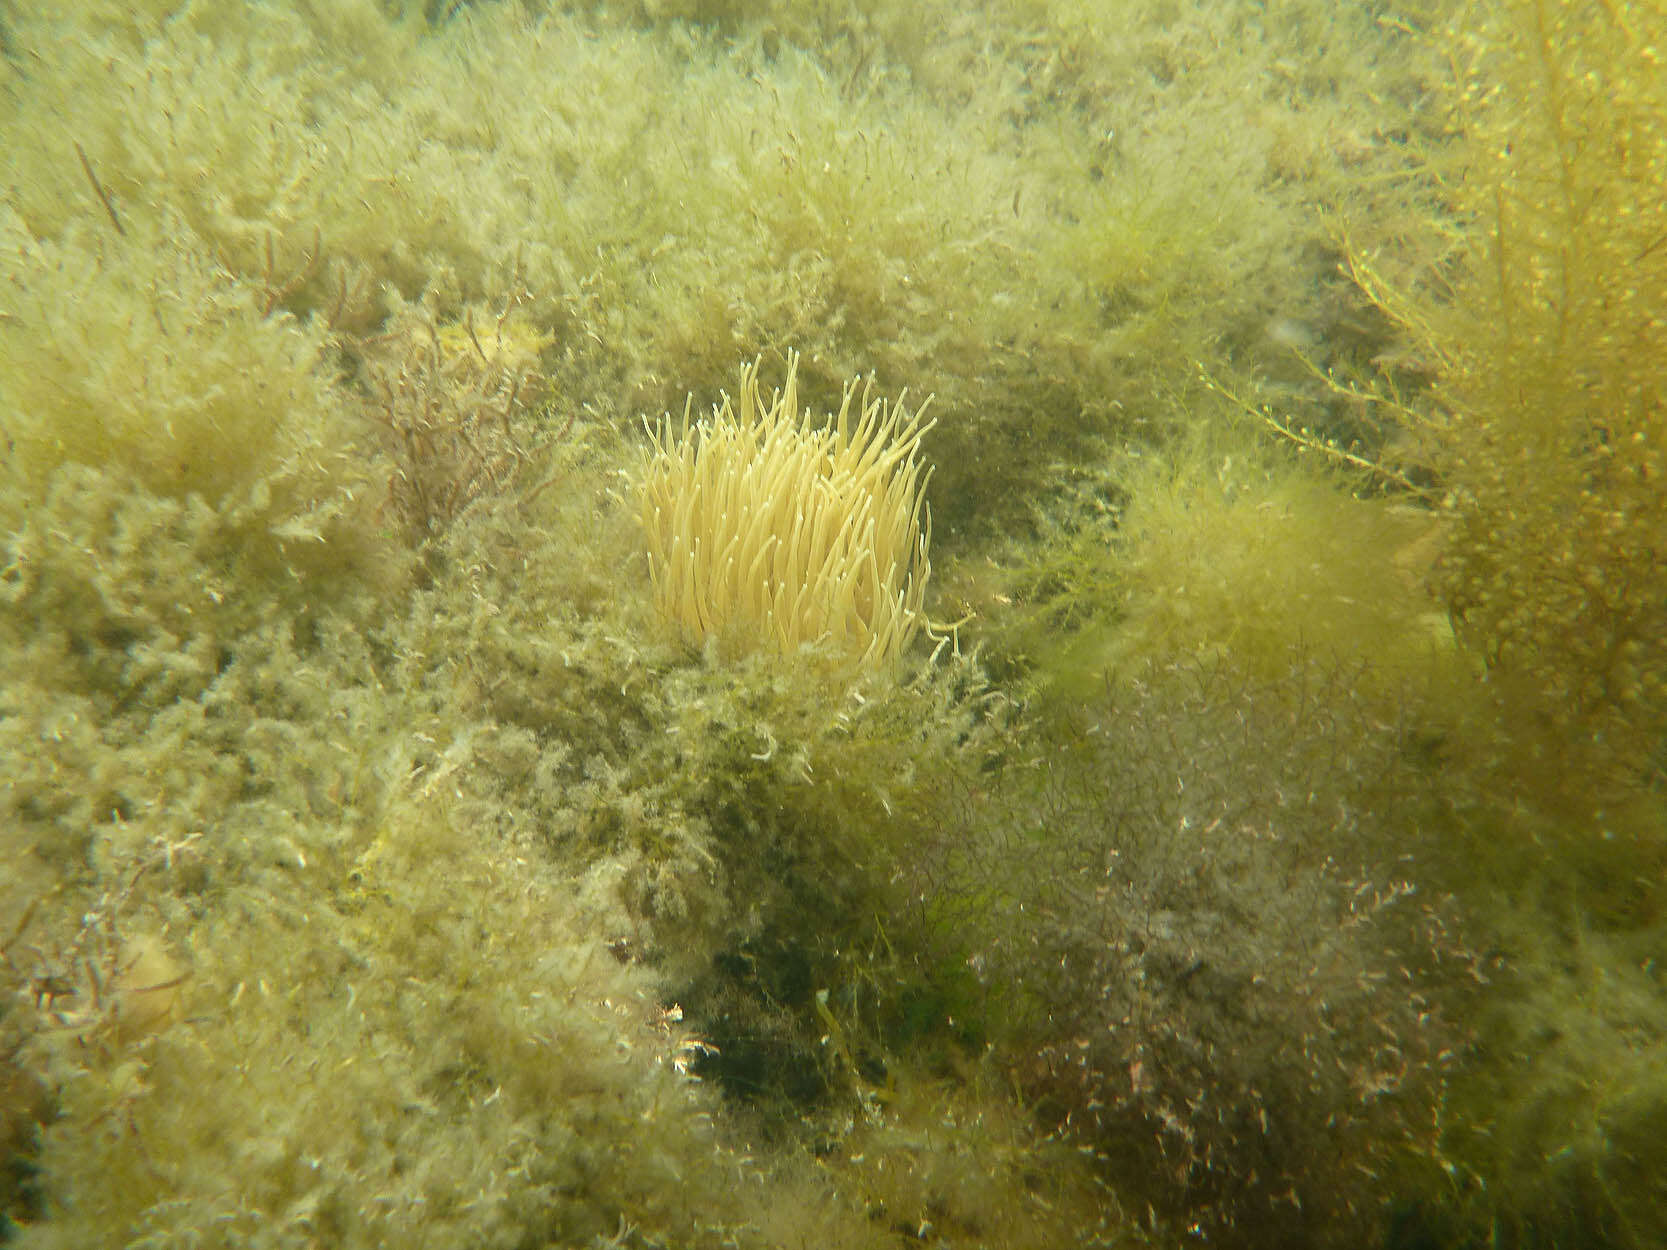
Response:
[2,0,1665,1248]
[1365,0,1667,803]
[905,651,1480,1248]
[1354,2,1667,1244]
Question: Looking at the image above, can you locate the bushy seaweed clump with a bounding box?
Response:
[966,431,1462,707]
[1336,4,1667,1245]
[0,207,385,597]
[1358,0,1667,803]
[0,199,394,891]
[356,293,558,546]
[908,653,1477,1248]
[908,426,1482,1245]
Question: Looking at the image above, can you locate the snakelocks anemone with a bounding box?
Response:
[641,352,934,668]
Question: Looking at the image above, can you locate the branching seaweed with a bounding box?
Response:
[356,294,562,544]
